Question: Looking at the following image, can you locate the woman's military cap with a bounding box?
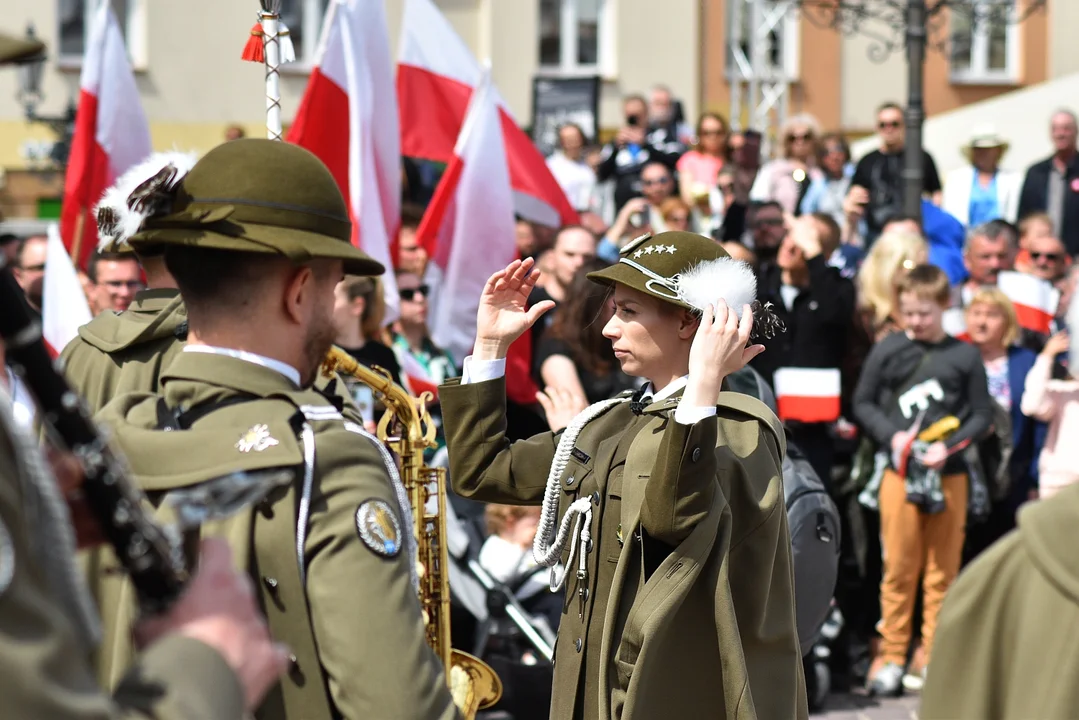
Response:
[97,139,383,277]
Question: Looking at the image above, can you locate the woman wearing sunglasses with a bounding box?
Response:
[749,113,823,215]
[439,232,806,719]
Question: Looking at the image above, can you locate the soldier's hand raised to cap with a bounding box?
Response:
[473,258,555,362]
[683,300,764,408]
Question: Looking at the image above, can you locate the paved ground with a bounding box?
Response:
[812,692,921,719]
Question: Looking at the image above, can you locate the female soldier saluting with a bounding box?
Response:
[440,231,807,720]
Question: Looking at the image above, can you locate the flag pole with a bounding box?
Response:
[71,208,86,269]
[241,0,295,141]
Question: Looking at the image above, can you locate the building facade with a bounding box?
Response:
[0,0,1071,222]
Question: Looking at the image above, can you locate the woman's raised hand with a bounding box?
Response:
[473,258,555,361]
[684,300,765,408]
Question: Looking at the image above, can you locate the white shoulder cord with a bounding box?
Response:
[532,396,627,592]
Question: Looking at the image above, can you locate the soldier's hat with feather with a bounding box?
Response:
[587,231,783,340]
[94,138,384,276]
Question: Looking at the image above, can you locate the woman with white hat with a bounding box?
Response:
[942,124,1023,225]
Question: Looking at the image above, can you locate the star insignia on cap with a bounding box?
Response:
[644,245,657,255]
[633,249,645,258]
[620,232,652,256]
[665,245,677,254]
[236,424,279,453]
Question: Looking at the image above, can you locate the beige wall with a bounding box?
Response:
[1048,0,1079,79]
[1,0,700,174]
[839,33,907,132]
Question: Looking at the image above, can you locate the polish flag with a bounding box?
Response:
[773,368,842,424]
[942,307,971,342]
[60,0,151,270]
[415,68,518,366]
[288,0,401,320]
[398,352,440,400]
[997,271,1060,335]
[42,224,92,359]
[398,0,578,229]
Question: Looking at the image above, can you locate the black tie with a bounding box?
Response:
[629,386,651,416]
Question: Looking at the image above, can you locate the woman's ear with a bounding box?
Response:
[677,308,700,340]
[352,296,366,318]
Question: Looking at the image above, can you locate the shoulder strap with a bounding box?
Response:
[154,395,259,431]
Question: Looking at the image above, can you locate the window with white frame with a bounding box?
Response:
[279,0,331,67]
[950,0,1018,82]
[58,0,147,69]
[724,0,800,82]
[538,0,612,76]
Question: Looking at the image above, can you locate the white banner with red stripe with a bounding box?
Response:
[997,271,1059,335]
[773,368,842,423]
[942,307,971,342]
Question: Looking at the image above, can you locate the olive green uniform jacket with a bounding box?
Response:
[0,394,245,719]
[441,377,807,720]
[60,288,187,414]
[88,351,460,720]
[921,483,1079,720]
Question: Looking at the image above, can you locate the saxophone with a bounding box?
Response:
[321,347,502,718]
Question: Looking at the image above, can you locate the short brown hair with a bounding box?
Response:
[896,264,950,306]
[340,275,386,339]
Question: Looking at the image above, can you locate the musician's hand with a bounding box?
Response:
[45,448,105,549]
[473,258,554,362]
[134,538,289,711]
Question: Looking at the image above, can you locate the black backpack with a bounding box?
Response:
[727,366,842,651]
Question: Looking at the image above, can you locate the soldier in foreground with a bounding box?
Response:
[85,138,460,719]
[441,232,806,719]
[0,355,287,718]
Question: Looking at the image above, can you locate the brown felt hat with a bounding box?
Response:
[128,139,384,277]
[588,230,759,313]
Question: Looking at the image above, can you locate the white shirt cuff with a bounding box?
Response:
[673,403,717,426]
[461,356,507,385]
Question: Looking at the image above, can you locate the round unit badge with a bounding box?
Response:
[355,499,402,559]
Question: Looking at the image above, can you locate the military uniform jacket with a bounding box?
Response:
[922,483,1079,720]
[440,376,807,720]
[88,351,460,720]
[60,288,187,414]
[0,392,245,719]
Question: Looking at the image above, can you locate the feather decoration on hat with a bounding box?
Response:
[95,151,198,252]
[676,257,786,340]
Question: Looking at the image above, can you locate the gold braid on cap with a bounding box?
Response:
[94,151,199,252]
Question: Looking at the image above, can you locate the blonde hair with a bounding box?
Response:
[659,197,691,221]
[857,229,929,328]
[967,286,1020,347]
[781,113,822,158]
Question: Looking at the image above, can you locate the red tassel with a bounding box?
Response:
[241,22,265,63]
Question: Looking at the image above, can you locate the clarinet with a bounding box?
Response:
[0,257,186,614]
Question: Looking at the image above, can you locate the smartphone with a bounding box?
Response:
[738,130,762,171]
[627,114,641,127]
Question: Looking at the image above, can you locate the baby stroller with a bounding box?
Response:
[440,475,558,720]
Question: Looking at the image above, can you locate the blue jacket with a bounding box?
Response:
[922,199,968,286]
[1007,346,1049,501]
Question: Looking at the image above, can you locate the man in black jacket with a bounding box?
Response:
[596,94,679,213]
[1018,110,1079,256]
[751,213,856,484]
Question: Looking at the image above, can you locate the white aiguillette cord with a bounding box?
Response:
[532,397,626,594]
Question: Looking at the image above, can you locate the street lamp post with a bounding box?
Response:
[15,24,76,169]
[802,0,1049,225]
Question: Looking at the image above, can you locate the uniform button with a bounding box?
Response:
[262,576,278,592]
[575,638,582,653]
[566,475,576,487]
[691,446,701,462]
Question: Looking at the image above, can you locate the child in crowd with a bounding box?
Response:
[853,264,993,697]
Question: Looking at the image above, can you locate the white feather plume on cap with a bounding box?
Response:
[675,257,758,314]
[94,150,199,252]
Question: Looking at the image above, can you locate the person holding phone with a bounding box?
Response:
[597,94,679,213]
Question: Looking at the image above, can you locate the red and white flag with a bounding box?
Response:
[415,68,518,365]
[942,307,971,342]
[61,0,151,270]
[42,224,92,359]
[288,0,401,320]
[398,0,578,228]
[773,368,842,424]
[998,271,1060,335]
[398,352,440,400]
